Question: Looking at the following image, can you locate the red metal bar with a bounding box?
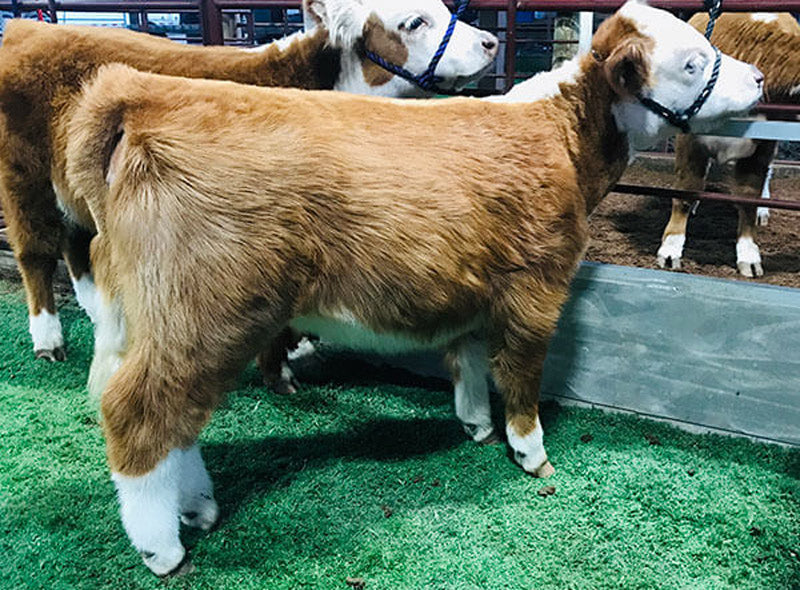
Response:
[0,1,198,10]
[614,183,800,211]
[198,0,223,44]
[756,103,800,120]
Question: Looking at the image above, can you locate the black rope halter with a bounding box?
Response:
[363,0,470,95]
[635,0,723,134]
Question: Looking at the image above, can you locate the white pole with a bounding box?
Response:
[578,11,594,54]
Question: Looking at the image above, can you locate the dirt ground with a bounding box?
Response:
[587,158,800,289]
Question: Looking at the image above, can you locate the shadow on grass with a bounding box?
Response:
[203,416,467,515]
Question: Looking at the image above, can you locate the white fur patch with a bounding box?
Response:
[657,234,686,268]
[791,84,800,97]
[751,13,778,24]
[287,336,316,362]
[452,339,493,442]
[486,58,580,104]
[87,294,126,399]
[112,449,185,576]
[29,311,63,352]
[736,236,762,266]
[70,274,99,324]
[244,29,309,53]
[506,416,547,473]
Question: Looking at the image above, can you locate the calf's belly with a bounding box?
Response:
[290,313,482,354]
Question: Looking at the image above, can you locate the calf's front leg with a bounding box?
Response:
[658,133,709,270]
[446,337,497,444]
[256,327,302,394]
[0,173,66,360]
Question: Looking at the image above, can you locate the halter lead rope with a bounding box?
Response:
[635,0,724,133]
[703,0,723,40]
[364,0,470,95]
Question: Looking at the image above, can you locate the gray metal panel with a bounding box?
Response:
[541,263,800,446]
[711,119,800,141]
[344,263,800,447]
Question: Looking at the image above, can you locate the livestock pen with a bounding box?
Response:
[0,1,797,588]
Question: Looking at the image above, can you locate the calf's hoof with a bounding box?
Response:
[656,235,685,271]
[737,261,764,278]
[656,254,681,270]
[462,422,497,445]
[478,431,502,446]
[181,495,219,531]
[265,374,300,395]
[533,460,555,478]
[141,546,191,577]
[34,347,66,362]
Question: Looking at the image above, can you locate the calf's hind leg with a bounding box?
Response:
[733,140,776,278]
[490,279,566,477]
[102,350,223,576]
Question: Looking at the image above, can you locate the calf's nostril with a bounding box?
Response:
[752,66,764,85]
[482,35,498,54]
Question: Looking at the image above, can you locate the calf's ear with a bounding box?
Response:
[302,0,324,30]
[605,39,650,97]
[306,0,369,48]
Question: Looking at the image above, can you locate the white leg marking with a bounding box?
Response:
[736,236,763,277]
[656,234,686,270]
[452,339,494,443]
[506,416,550,476]
[70,274,100,324]
[112,449,186,576]
[29,310,64,352]
[178,445,219,530]
[757,164,773,226]
[88,294,126,399]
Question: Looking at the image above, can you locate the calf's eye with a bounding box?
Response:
[404,16,425,31]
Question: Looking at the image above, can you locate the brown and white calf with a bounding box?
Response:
[657,12,800,276]
[65,0,761,576]
[0,0,497,363]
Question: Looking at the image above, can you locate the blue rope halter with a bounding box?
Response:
[635,0,723,133]
[363,0,470,95]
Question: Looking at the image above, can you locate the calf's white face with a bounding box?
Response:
[386,0,498,91]
[311,0,498,97]
[610,1,763,147]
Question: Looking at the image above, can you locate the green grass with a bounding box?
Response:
[0,278,798,590]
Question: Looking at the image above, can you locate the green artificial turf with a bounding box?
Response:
[0,278,798,590]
